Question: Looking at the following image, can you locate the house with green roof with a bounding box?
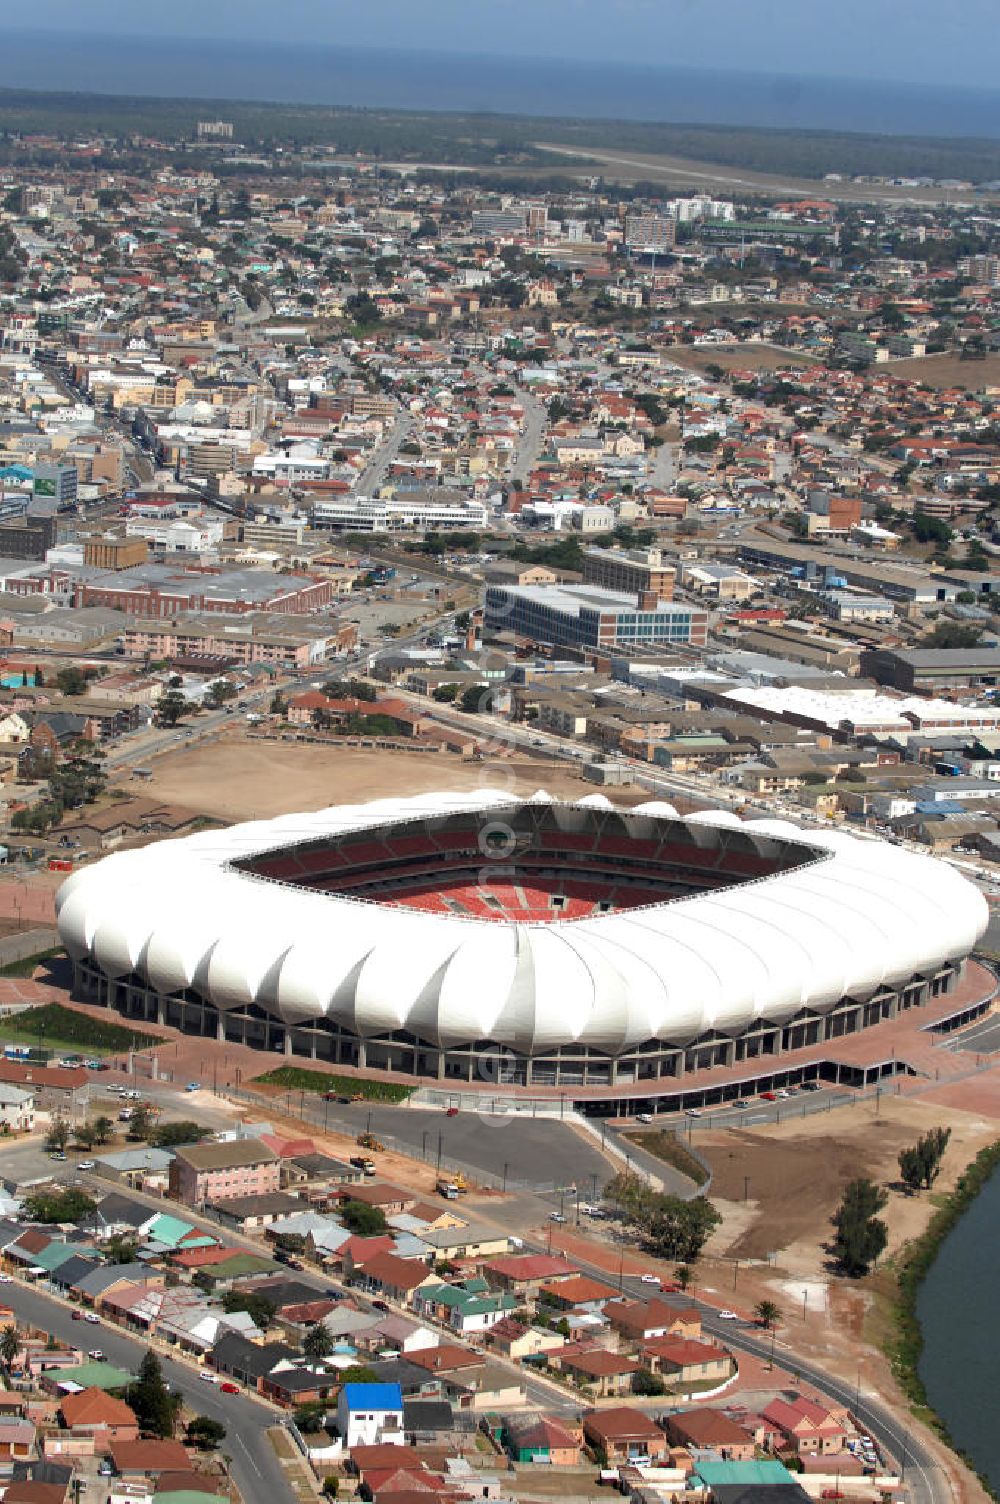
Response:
[141,1213,217,1253]
[694,1459,799,1490]
[192,1252,278,1285]
[44,1360,134,1392]
[414,1280,518,1334]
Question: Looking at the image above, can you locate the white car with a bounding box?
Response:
[636,1113,653,1124]
[85,1313,100,1324]
[640,1274,661,1285]
[717,1310,739,1321]
[77,1160,95,1171]
[0,1274,11,1284]
[686,1107,703,1117]
[199,1370,219,1383]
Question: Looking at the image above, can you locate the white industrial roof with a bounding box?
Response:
[55,790,987,1056]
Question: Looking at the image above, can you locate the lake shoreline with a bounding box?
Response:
[886,1139,1000,1500]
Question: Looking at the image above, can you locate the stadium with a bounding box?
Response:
[55,789,990,1105]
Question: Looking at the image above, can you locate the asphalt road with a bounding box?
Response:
[539,1245,944,1504]
[1,1281,294,1504]
[260,1094,612,1192]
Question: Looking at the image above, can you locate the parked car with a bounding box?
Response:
[199,1370,219,1384]
[85,1313,100,1324]
[636,1113,653,1124]
[760,1091,777,1102]
[72,1310,84,1321]
[77,1160,95,1171]
[800,1081,822,1092]
[87,1349,104,1359]
[185,1081,200,1092]
[640,1273,661,1285]
[220,1382,240,1395]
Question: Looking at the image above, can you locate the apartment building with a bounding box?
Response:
[582,547,675,601]
[485,584,707,652]
[169,1139,280,1206]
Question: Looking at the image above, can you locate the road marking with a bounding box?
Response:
[236,1436,263,1477]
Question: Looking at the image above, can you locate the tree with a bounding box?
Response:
[127,1350,177,1438]
[205,679,237,709]
[44,1118,69,1152]
[48,745,106,812]
[156,689,188,728]
[73,1123,98,1151]
[221,1290,276,1330]
[104,1235,140,1265]
[22,1188,96,1224]
[632,1368,666,1396]
[152,1120,210,1148]
[186,1416,227,1450]
[899,1127,951,1192]
[92,1116,115,1146]
[340,1200,387,1235]
[459,684,490,715]
[126,1103,154,1142]
[754,1300,781,1330]
[270,691,287,717]
[302,1322,334,1360]
[674,1264,694,1292]
[0,1325,18,1373]
[293,1401,329,1433]
[832,1177,889,1277]
[55,666,89,696]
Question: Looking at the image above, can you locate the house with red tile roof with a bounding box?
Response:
[582,1408,668,1463]
[552,1344,640,1398]
[761,1396,849,1455]
[58,1388,139,1442]
[353,1253,439,1307]
[641,1337,734,1386]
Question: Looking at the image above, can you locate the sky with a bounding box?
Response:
[5,0,1000,91]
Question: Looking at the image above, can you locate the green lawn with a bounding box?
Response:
[0,946,65,979]
[254,1065,413,1103]
[0,1003,157,1058]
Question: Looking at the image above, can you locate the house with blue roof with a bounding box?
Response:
[336,1382,404,1449]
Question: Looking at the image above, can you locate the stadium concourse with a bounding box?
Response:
[55,788,991,1109]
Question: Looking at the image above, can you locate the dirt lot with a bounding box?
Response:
[887,350,1000,391]
[118,734,627,822]
[699,1092,998,1270]
[664,343,816,375]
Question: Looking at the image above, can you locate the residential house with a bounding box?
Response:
[554,1344,639,1398]
[504,1415,581,1465]
[582,1409,669,1464]
[486,1319,565,1362]
[57,1390,139,1445]
[761,1397,849,1456]
[352,1254,438,1308]
[336,1383,405,1449]
[480,1254,577,1303]
[664,1408,756,1461]
[641,1337,735,1387]
[0,1419,36,1461]
[502,1413,580,1461]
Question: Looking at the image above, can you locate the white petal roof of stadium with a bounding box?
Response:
[55,789,988,1056]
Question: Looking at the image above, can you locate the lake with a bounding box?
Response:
[917,1161,1000,1493]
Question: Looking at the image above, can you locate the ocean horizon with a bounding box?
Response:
[0,30,999,139]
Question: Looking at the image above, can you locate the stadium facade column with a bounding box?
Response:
[217,1016,225,1043]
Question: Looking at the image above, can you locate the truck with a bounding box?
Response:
[350,1155,377,1175]
[436,1179,459,1200]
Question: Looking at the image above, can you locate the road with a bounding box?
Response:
[1,1280,294,1504]
[508,391,548,483]
[356,413,412,493]
[536,1244,945,1504]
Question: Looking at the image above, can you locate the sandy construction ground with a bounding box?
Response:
[887,350,1000,390]
[121,734,628,823]
[664,343,817,375]
[699,1091,999,1272]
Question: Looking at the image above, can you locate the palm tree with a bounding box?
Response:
[0,1325,19,1373]
[755,1299,781,1330]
